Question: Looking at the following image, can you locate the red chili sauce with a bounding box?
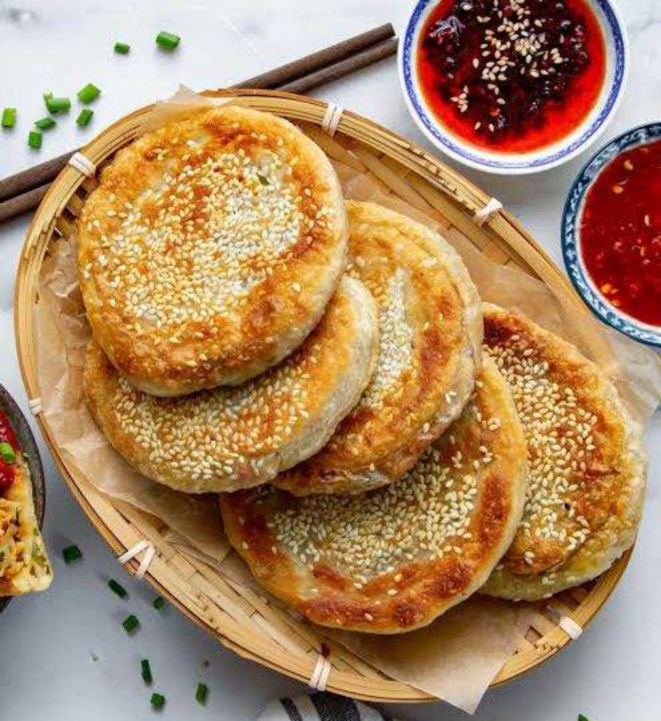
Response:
[580,141,661,327]
[0,410,18,493]
[417,0,606,153]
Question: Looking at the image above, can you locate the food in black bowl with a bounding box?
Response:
[0,384,52,612]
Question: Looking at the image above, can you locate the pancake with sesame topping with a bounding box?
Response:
[83,277,378,494]
[273,201,482,497]
[481,304,646,601]
[78,106,348,396]
[221,358,527,634]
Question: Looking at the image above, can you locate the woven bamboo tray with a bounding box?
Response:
[14,90,632,703]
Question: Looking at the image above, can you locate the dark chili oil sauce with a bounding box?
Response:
[417,0,606,153]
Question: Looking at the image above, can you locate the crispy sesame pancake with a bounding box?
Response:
[274,201,482,496]
[481,304,646,601]
[84,277,378,494]
[221,358,527,633]
[78,106,348,396]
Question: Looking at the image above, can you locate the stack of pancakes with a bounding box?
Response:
[78,106,646,634]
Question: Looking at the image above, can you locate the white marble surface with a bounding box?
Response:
[0,0,659,718]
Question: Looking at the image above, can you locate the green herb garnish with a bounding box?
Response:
[122,614,140,633]
[195,683,208,705]
[44,93,71,114]
[153,596,165,611]
[62,544,82,563]
[150,693,166,708]
[76,109,94,127]
[141,658,153,683]
[156,31,180,51]
[2,108,17,128]
[35,117,56,130]
[108,579,127,598]
[28,130,42,149]
[114,42,131,54]
[77,83,101,104]
[0,442,16,464]
[578,716,590,721]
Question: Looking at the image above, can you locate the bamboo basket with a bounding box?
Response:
[14,90,632,703]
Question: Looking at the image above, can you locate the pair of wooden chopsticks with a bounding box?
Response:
[0,24,397,224]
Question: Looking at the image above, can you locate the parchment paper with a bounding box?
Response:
[33,89,661,713]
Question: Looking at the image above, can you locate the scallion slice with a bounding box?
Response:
[195,683,208,705]
[1,108,17,128]
[141,658,153,683]
[44,94,71,114]
[35,117,56,131]
[150,693,166,708]
[156,31,180,50]
[578,716,590,721]
[77,83,101,104]
[0,442,16,464]
[122,613,140,633]
[76,109,94,127]
[114,42,130,54]
[153,596,165,611]
[108,579,127,598]
[62,544,82,563]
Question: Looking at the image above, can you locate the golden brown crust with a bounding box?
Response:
[84,277,379,494]
[77,106,348,396]
[0,452,52,596]
[481,304,646,600]
[221,358,527,633]
[274,201,482,496]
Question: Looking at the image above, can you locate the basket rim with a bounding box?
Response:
[13,88,634,704]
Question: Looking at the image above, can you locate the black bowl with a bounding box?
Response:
[0,384,46,613]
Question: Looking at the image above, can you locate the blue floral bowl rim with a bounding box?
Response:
[561,121,661,349]
[398,0,630,175]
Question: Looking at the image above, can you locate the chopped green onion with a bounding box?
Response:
[28,130,42,149]
[77,83,101,104]
[156,31,180,50]
[150,693,166,708]
[114,42,131,54]
[44,94,71,114]
[153,596,165,610]
[108,579,127,598]
[122,613,140,633]
[2,108,17,128]
[141,658,153,683]
[195,683,208,705]
[76,109,94,127]
[35,117,56,130]
[62,544,82,563]
[578,716,590,721]
[0,442,16,464]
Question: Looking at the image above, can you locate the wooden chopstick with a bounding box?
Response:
[233,23,395,90]
[279,37,398,95]
[0,23,397,224]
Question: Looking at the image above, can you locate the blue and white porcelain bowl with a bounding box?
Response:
[562,123,661,349]
[398,0,629,175]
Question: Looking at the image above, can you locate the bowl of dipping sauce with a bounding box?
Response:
[562,123,661,348]
[399,0,628,174]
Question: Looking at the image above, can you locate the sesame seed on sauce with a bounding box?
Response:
[265,388,500,581]
[418,0,605,151]
[484,329,598,557]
